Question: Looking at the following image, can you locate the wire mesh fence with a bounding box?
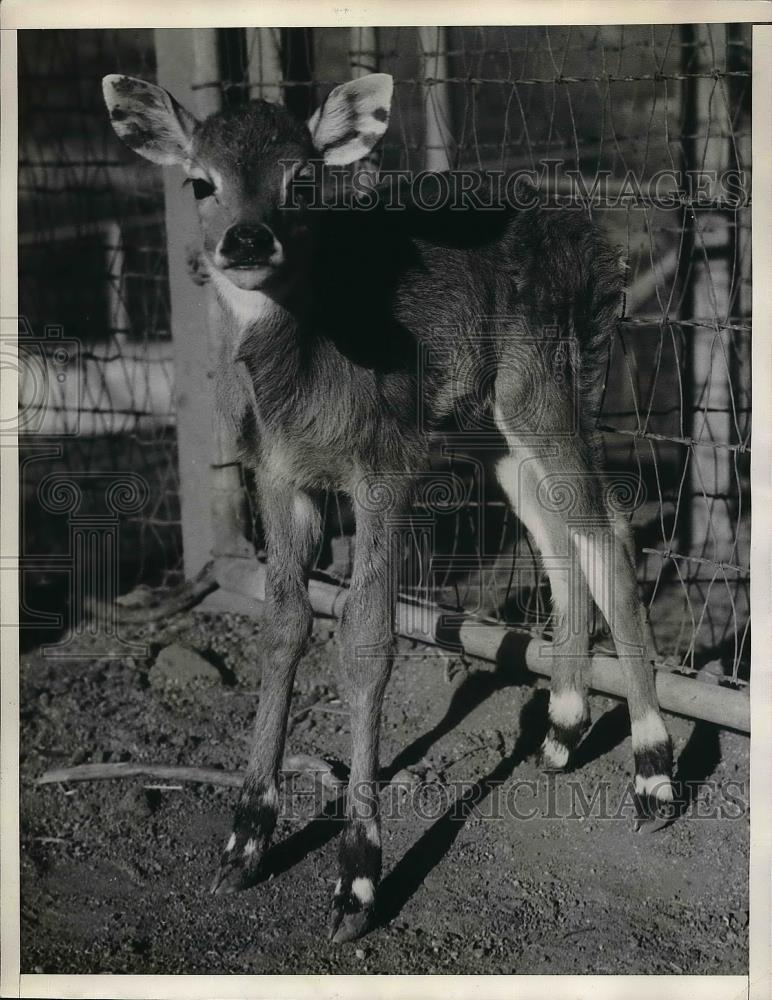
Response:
[18,29,181,645]
[18,25,751,682]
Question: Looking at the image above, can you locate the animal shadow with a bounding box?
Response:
[375,687,549,927]
[263,641,535,881]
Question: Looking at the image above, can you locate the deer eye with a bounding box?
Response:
[188,177,215,200]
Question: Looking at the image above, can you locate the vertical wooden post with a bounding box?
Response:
[155,28,252,579]
[246,28,282,103]
[681,25,733,560]
[196,30,255,562]
[154,29,215,578]
[280,28,315,121]
[417,26,454,172]
[349,26,378,77]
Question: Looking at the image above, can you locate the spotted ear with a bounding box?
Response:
[307,73,393,166]
[102,74,197,166]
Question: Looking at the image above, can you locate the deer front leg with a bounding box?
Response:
[212,482,320,894]
[328,491,402,943]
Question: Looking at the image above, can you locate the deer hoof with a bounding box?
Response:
[633,811,674,834]
[328,903,375,944]
[328,878,377,943]
[210,831,266,895]
[632,768,676,833]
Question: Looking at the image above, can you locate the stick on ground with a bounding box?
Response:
[36,754,346,795]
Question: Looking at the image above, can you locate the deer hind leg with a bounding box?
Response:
[328,484,407,943]
[212,479,321,894]
[494,435,592,771]
[494,404,674,825]
[573,517,674,829]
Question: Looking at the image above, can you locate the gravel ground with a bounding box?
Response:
[20,608,749,974]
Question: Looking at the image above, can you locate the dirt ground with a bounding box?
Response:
[19,607,749,975]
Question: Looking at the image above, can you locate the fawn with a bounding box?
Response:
[103,71,675,943]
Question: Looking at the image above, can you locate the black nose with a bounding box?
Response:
[219,224,276,265]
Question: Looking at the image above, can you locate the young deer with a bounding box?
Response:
[103,72,675,943]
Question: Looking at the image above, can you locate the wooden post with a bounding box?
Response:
[194,30,254,562]
[681,24,734,561]
[349,26,378,77]
[246,28,282,103]
[153,29,216,578]
[154,28,253,579]
[417,26,454,172]
[280,28,315,121]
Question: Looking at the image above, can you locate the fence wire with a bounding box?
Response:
[18,29,181,644]
[18,25,751,682]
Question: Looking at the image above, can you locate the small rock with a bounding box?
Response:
[149,644,222,690]
[116,785,153,820]
[355,947,366,960]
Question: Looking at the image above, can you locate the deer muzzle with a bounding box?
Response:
[214,223,285,271]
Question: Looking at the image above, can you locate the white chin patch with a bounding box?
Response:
[351,877,375,905]
[549,689,586,729]
[209,268,277,328]
[635,775,674,801]
[222,267,272,291]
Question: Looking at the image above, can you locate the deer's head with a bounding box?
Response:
[103,73,393,291]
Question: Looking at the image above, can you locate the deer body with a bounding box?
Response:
[104,72,675,944]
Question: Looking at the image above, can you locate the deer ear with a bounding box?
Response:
[307,73,393,166]
[102,75,197,166]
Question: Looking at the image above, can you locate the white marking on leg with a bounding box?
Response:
[634,774,674,801]
[261,785,279,808]
[364,821,380,847]
[631,710,669,752]
[549,689,586,729]
[351,877,375,906]
[334,878,343,895]
[244,838,258,856]
[226,833,236,852]
[541,735,570,769]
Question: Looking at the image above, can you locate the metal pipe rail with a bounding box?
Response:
[212,556,750,734]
